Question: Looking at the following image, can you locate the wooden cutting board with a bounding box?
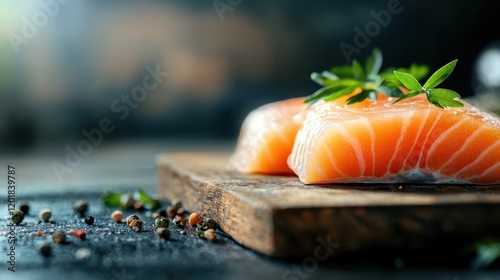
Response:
[156,153,500,258]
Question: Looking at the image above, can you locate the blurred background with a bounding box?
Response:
[1,0,500,153]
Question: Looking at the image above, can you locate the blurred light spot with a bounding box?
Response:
[477,46,500,87]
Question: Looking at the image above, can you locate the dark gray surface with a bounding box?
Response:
[1,140,499,280]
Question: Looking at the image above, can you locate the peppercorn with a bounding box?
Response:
[84,215,95,225]
[176,208,186,215]
[188,213,202,226]
[74,200,89,216]
[204,218,217,230]
[39,208,52,222]
[18,201,30,215]
[197,230,205,239]
[37,241,51,257]
[167,206,177,218]
[196,219,217,231]
[120,193,135,209]
[53,230,66,244]
[37,230,44,237]
[129,219,144,232]
[133,202,146,212]
[76,230,86,240]
[75,248,91,262]
[154,216,169,228]
[126,214,141,225]
[171,199,182,210]
[11,210,24,225]
[204,229,217,240]
[158,210,167,217]
[68,229,78,235]
[173,215,186,228]
[110,210,123,223]
[156,227,170,240]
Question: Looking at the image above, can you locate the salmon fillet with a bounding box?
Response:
[288,94,500,184]
[227,97,306,175]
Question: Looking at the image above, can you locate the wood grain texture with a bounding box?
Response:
[156,153,500,257]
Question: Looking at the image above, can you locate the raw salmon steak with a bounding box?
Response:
[228,97,306,175]
[288,94,500,184]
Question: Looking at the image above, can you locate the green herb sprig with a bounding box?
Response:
[306,48,464,108]
[103,189,161,210]
[306,48,429,106]
[393,59,464,108]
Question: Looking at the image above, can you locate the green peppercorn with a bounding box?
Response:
[53,230,66,244]
[37,241,52,257]
[11,210,24,225]
[18,201,30,215]
[173,215,186,228]
[197,230,205,239]
[156,227,170,239]
[154,216,169,228]
[39,208,52,222]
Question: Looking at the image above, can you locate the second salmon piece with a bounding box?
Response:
[228,98,306,175]
[288,95,500,184]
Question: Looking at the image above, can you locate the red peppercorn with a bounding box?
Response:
[76,230,86,240]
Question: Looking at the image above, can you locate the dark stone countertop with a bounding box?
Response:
[1,140,499,280]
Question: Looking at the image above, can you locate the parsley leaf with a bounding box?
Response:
[423,59,457,89]
[393,59,464,108]
[393,71,422,91]
[305,48,429,106]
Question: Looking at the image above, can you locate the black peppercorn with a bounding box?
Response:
[154,216,169,228]
[204,218,217,230]
[37,241,52,257]
[11,210,24,225]
[158,210,167,217]
[84,215,95,225]
[197,218,217,231]
[173,215,186,228]
[19,201,30,215]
